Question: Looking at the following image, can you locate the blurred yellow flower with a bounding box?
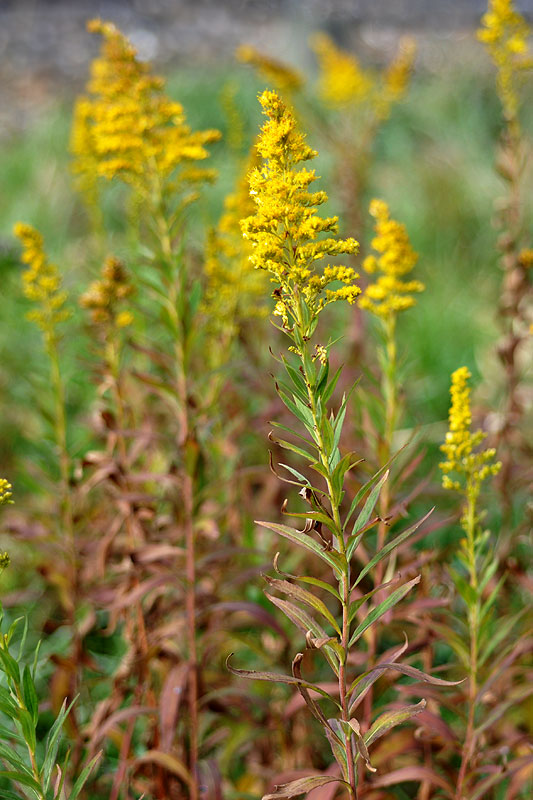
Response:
[478,0,533,121]
[80,255,134,328]
[71,19,220,197]
[236,44,304,95]
[359,199,423,320]
[13,223,71,342]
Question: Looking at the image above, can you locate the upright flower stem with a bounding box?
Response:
[296,303,357,800]
[455,495,480,800]
[48,337,75,586]
[154,200,199,800]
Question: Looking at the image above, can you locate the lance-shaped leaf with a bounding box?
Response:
[346,471,389,559]
[469,756,533,800]
[273,554,341,601]
[269,431,316,463]
[265,576,341,635]
[256,521,346,572]
[263,775,348,800]
[348,659,461,713]
[291,653,342,741]
[348,719,376,773]
[352,510,433,589]
[265,594,339,674]
[365,700,426,747]
[226,655,341,709]
[348,576,420,647]
[347,577,400,625]
[325,719,349,781]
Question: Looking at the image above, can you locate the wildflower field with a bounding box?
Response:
[0,2,532,799]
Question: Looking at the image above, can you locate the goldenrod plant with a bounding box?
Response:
[432,367,533,799]
[229,89,455,800]
[477,0,533,511]
[12,224,75,613]
[355,200,424,743]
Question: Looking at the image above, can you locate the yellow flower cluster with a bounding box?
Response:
[236,45,304,95]
[241,91,360,328]
[311,33,373,107]
[13,223,71,340]
[0,479,13,506]
[204,151,269,340]
[378,37,417,120]
[80,256,134,328]
[359,199,424,320]
[71,19,220,194]
[440,367,501,494]
[477,0,533,121]
[311,33,415,117]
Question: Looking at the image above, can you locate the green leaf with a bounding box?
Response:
[348,578,400,624]
[352,509,433,589]
[68,752,101,800]
[348,576,420,648]
[256,521,346,573]
[265,577,341,635]
[270,435,315,462]
[22,666,39,726]
[0,770,42,794]
[17,708,36,754]
[273,559,341,601]
[42,698,76,792]
[346,471,389,560]
[364,700,426,747]
[0,645,20,686]
[322,365,343,404]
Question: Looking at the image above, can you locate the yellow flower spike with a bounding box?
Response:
[359,199,423,321]
[80,255,134,327]
[241,90,360,330]
[440,367,501,498]
[13,223,71,341]
[311,32,374,108]
[478,0,533,122]
[236,45,304,95]
[72,19,220,197]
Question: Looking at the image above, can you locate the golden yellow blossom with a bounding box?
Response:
[236,45,304,95]
[0,479,13,506]
[359,199,423,320]
[311,33,373,107]
[478,0,533,121]
[72,19,220,196]
[13,223,71,341]
[80,256,134,327]
[440,367,501,494]
[377,37,417,120]
[241,91,359,330]
[204,149,269,342]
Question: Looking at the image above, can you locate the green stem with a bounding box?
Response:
[294,303,357,800]
[152,195,199,800]
[455,492,480,800]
